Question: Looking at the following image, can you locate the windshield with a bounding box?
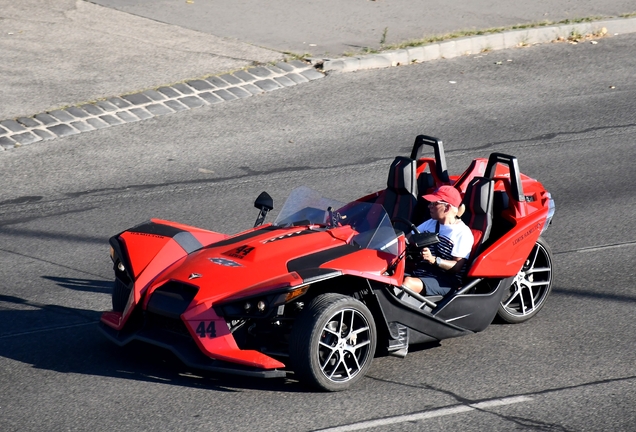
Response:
[274,186,399,256]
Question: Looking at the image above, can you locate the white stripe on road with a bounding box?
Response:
[316,395,532,432]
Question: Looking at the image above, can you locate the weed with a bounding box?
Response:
[568,29,583,42]
[380,27,388,45]
[282,51,311,61]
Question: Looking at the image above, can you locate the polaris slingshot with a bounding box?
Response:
[100,135,555,391]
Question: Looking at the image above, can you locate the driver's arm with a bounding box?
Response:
[421,248,467,273]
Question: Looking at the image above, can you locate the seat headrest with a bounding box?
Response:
[463,177,494,215]
[387,157,417,195]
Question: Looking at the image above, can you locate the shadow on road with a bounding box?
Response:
[0,281,306,394]
[42,275,112,294]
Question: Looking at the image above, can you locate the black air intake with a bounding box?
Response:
[146,281,199,319]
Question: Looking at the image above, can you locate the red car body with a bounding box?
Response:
[100,135,555,391]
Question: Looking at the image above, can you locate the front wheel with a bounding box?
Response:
[289,293,377,391]
[497,237,553,323]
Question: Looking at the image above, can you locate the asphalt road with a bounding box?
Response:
[1,34,635,431]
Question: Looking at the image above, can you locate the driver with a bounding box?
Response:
[402,185,474,296]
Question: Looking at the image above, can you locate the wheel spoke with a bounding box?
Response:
[349,310,355,338]
[526,266,551,274]
[319,347,337,370]
[350,326,370,337]
[527,286,536,310]
[528,245,540,268]
[503,283,521,308]
[519,290,527,314]
[319,340,336,349]
[349,350,362,372]
[527,280,550,288]
[328,357,345,380]
[351,339,371,350]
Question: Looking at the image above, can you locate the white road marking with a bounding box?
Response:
[316,395,532,432]
[575,242,635,252]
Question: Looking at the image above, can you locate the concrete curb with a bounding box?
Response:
[0,61,324,151]
[320,17,636,73]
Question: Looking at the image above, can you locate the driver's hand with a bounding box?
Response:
[421,247,435,265]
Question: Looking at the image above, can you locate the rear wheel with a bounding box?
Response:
[289,293,377,391]
[497,237,553,323]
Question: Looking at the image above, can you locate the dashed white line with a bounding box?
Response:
[315,395,533,432]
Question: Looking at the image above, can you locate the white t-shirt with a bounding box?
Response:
[416,219,473,260]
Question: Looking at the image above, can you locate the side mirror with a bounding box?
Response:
[254,192,274,227]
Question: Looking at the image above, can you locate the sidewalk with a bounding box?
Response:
[0,0,282,120]
[1,0,635,150]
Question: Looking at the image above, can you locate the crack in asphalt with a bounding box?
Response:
[0,206,96,227]
[362,375,636,431]
[0,247,108,279]
[446,122,636,154]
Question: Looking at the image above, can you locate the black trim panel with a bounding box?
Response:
[207,226,278,248]
[295,268,342,283]
[127,221,203,254]
[287,245,358,272]
[129,221,184,237]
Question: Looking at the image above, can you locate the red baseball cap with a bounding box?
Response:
[422,185,462,208]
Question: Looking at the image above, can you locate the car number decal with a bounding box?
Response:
[222,245,255,259]
[195,321,217,338]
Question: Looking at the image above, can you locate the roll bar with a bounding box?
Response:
[410,135,450,183]
[484,153,524,202]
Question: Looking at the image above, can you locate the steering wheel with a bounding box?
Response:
[391,217,420,235]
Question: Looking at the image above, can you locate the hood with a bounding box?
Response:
[145,225,355,307]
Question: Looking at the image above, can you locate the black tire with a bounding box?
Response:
[289,293,377,392]
[497,237,553,323]
[112,278,131,312]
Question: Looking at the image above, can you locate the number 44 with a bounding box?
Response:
[195,321,216,338]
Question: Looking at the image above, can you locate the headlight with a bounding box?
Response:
[218,285,310,318]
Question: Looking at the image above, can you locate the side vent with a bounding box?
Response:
[146,281,199,319]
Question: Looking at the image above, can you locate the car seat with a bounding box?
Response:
[460,176,495,260]
[375,156,418,234]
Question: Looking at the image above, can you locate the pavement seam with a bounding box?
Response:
[1,17,635,152]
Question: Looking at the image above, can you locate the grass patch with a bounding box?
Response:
[281,51,312,61]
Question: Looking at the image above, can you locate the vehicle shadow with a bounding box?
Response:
[0,283,307,394]
[42,275,112,294]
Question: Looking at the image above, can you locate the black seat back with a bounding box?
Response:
[376,156,418,233]
[461,177,494,258]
